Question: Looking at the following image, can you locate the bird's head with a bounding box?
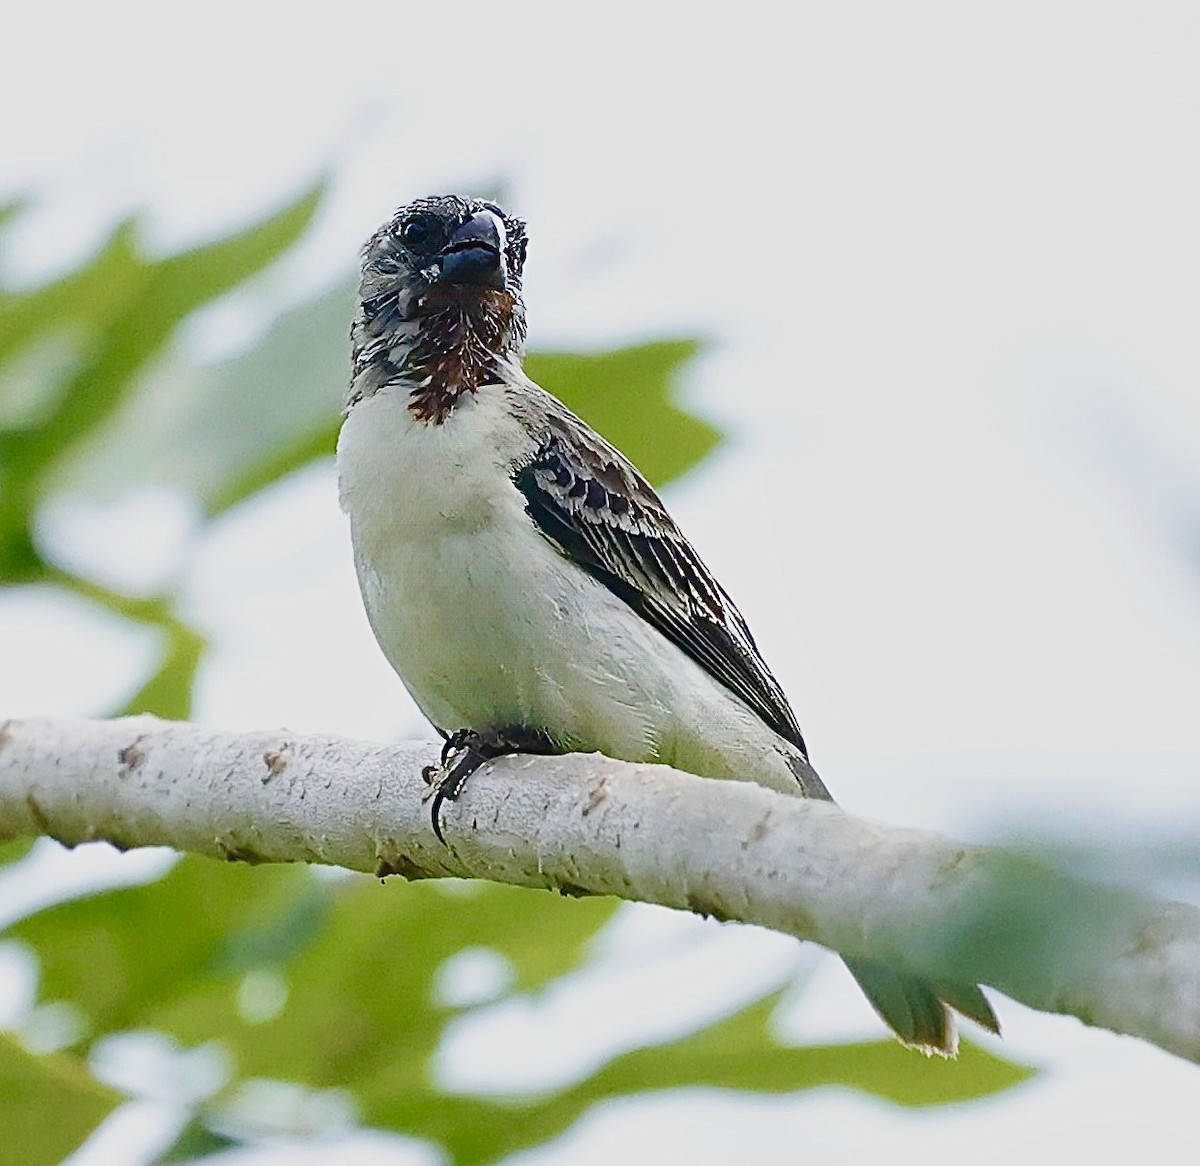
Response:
[349,195,529,418]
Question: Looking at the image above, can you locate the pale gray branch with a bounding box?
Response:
[1,715,1198,1062]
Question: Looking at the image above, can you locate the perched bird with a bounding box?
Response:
[337,194,999,1054]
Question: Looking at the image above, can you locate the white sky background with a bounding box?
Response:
[2,0,1200,1161]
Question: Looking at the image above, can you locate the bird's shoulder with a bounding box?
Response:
[504,377,670,531]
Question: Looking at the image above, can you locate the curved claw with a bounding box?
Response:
[428,741,489,845]
[430,780,453,845]
[425,725,559,845]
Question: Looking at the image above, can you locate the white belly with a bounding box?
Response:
[336,384,664,755]
[336,382,805,794]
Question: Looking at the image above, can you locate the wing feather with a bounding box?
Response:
[510,389,808,755]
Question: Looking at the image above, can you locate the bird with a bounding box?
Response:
[336,193,999,1055]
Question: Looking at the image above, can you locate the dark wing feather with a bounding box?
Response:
[511,391,808,756]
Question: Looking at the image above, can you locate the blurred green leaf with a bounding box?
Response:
[10,851,1028,1166]
[148,1116,240,1165]
[0,837,33,868]
[63,278,353,516]
[0,1032,121,1166]
[2,220,134,562]
[360,993,1030,1166]
[5,860,615,1066]
[13,186,323,476]
[149,875,618,1090]
[7,859,312,1036]
[116,619,206,720]
[209,420,340,516]
[41,572,209,720]
[0,184,322,581]
[527,340,717,488]
[0,219,142,407]
[211,879,330,975]
[0,198,27,238]
[0,190,325,709]
[577,992,1030,1107]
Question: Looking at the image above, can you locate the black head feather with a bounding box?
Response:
[349,195,529,419]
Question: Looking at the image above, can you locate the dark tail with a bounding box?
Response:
[786,751,1000,1054]
[842,956,1000,1056]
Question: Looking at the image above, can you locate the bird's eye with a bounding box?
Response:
[399,217,433,246]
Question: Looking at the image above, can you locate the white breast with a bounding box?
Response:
[336,382,805,795]
[338,382,528,546]
[336,384,664,754]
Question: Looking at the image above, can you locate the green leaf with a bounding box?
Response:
[208,420,340,516]
[210,879,331,975]
[0,219,142,390]
[116,619,206,720]
[577,992,1031,1106]
[9,852,1031,1166]
[0,221,143,577]
[0,185,323,581]
[58,278,353,516]
[526,340,718,488]
[148,1116,241,1164]
[0,1031,122,1166]
[38,572,209,720]
[136,869,1025,1164]
[0,197,27,241]
[7,857,614,1064]
[358,991,1031,1166]
[0,836,33,868]
[7,859,313,1037]
[26,185,323,475]
[148,877,617,1091]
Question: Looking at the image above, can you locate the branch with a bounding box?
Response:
[2,715,1198,1062]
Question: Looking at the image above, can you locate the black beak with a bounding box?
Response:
[439,210,506,290]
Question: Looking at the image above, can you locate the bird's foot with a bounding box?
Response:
[423,726,556,845]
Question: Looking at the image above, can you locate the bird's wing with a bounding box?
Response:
[510,387,808,755]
